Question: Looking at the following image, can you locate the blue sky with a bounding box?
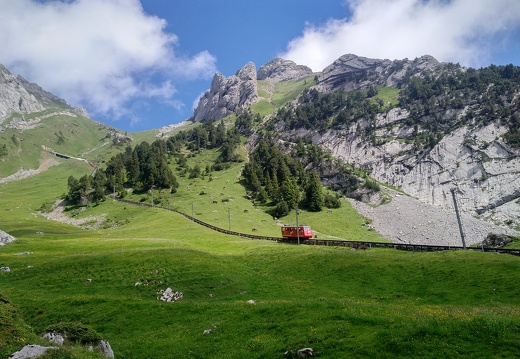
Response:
[1,0,520,132]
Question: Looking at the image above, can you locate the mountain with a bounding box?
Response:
[0,64,72,119]
[191,54,520,231]
[0,64,134,181]
[192,58,313,122]
[1,53,519,242]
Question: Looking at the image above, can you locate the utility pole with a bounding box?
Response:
[296,206,300,245]
[450,188,466,249]
[228,208,231,232]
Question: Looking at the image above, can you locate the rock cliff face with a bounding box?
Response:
[193,58,314,122]
[258,53,520,229]
[193,62,259,122]
[0,64,68,122]
[0,64,44,120]
[257,58,313,83]
[315,54,439,92]
[296,108,520,228]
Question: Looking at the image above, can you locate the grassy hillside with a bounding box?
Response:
[0,110,126,178]
[1,160,520,358]
[253,76,315,117]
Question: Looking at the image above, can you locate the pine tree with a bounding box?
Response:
[275,199,290,217]
[281,178,299,209]
[306,170,324,212]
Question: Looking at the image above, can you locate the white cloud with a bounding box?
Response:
[281,0,520,71]
[0,0,217,118]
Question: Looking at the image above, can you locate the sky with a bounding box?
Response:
[0,0,520,132]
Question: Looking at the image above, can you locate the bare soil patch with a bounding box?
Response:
[39,200,106,229]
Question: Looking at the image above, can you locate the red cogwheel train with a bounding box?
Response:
[281,225,313,239]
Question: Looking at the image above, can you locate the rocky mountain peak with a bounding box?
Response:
[315,54,441,92]
[257,58,313,83]
[193,62,259,122]
[237,61,257,81]
[0,64,69,122]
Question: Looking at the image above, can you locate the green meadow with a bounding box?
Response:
[2,161,520,358]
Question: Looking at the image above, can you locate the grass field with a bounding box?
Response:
[2,161,520,358]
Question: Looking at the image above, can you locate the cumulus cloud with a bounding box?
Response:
[0,0,216,118]
[281,0,520,71]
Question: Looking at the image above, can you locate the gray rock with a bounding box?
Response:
[97,340,114,358]
[8,344,58,359]
[258,58,313,83]
[42,332,64,345]
[297,347,314,357]
[0,230,16,246]
[73,107,89,117]
[480,233,515,248]
[158,287,183,302]
[0,229,15,246]
[0,64,69,123]
[193,62,258,122]
[0,65,44,121]
[315,54,439,92]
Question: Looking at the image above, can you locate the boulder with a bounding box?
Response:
[8,344,58,359]
[0,230,16,246]
[297,347,314,357]
[97,340,114,358]
[42,332,64,345]
[158,287,183,302]
[480,233,515,248]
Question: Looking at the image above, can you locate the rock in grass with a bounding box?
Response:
[8,344,58,359]
[158,287,183,302]
[42,331,64,345]
[0,230,16,246]
[97,340,114,358]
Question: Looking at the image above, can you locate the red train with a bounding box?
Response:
[281,225,313,239]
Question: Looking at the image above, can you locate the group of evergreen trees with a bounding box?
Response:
[271,87,381,133]
[166,119,242,170]
[398,63,520,148]
[242,137,341,217]
[67,139,177,205]
[65,120,242,206]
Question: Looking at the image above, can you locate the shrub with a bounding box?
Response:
[324,193,342,209]
[39,201,55,213]
[364,179,380,191]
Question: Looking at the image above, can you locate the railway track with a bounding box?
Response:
[116,198,520,256]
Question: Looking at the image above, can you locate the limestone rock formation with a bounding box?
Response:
[304,115,520,229]
[257,58,313,83]
[0,65,44,121]
[315,54,440,92]
[193,62,258,122]
[0,64,69,123]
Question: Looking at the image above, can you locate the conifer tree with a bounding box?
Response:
[306,170,324,211]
